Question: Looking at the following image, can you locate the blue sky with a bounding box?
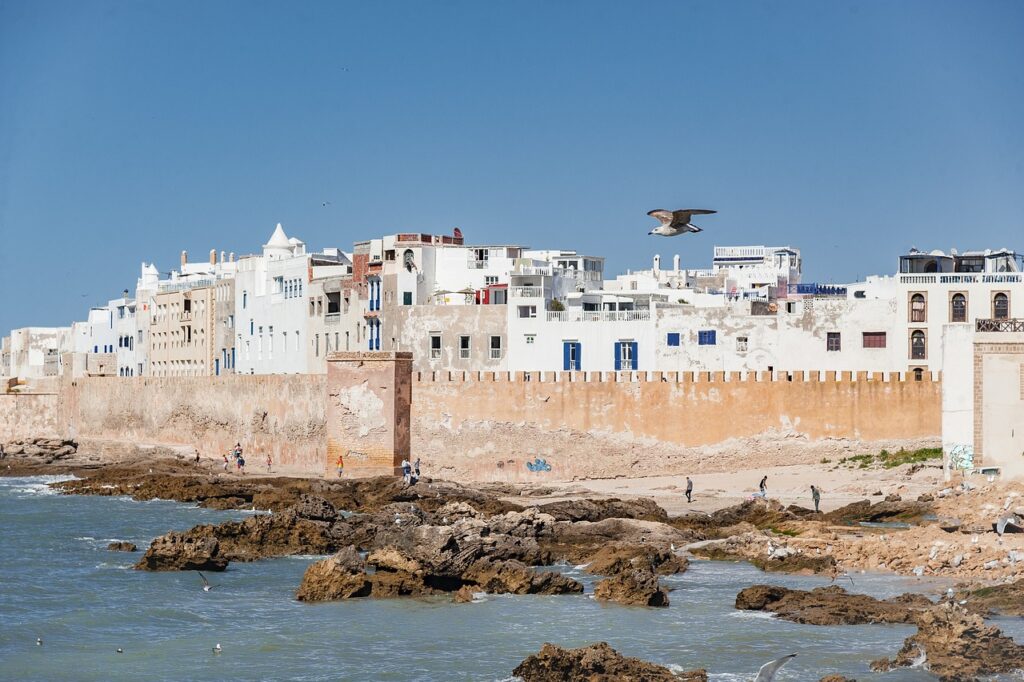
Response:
[1,0,1022,332]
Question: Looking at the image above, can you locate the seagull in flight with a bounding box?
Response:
[198,572,215,592]
[647,208,717,237]
[754,653,796,681]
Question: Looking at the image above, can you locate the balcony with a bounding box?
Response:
[324,313,341,326]
[510,286,544,298]
[898,273,1023,285]
[544,310,652,322]
[977,318,1024,332]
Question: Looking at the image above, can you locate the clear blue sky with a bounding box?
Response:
[1,0,1022,332]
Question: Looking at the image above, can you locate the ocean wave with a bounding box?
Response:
[727,610,777,620]
[1,475,78,497]
[95,562,132,570]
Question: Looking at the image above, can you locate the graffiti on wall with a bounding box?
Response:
[526,457,552,473]
[948,443,974,470]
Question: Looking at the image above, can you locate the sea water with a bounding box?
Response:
[1,475,1021,681]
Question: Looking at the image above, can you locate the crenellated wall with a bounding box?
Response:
[1,368,941,481]
[54,375,327,472]
[410,369,942,481]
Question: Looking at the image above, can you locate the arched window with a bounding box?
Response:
[993,293,1009,320]
[913,367,924,382]
[910,293,926,322]
[911,330,926,360]
[951,294,967,323]
[924,260,938,273]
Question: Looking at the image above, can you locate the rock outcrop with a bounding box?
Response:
[107,541,137,552]
[593,568,670,607]
[295,547,372,601]
[512,642,706,682]
[2,438,78,463]
[961,577,1024,616]
[871,603,1024,681]
[579,542,689,577]
[538,498,669,523]
[134,533,227,571]
[735,585,930,625]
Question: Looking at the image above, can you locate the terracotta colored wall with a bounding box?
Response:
[55,375,327,472]
[411,370,942,481]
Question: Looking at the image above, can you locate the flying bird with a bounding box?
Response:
[754,653,797,681]
[198,572,215,592]
[647,208,717,237]
[322,201,332,207]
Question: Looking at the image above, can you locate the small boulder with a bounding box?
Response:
[593,568,670,607]
[512,642,703,682]
[295,547,369,601]
[135,533,227,572]
[107,541,137,552]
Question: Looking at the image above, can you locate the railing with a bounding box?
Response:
[158,278,216,293]
[324,313,341,325]
[977,318,1024,332]
[899,273,1023,285]
[468,259,489,269]
[544,310,652,322]
[510,286,544,298]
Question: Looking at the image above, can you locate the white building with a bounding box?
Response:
[4,327,74,379]
[235,224,349,374]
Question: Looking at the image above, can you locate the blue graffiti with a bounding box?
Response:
[526,457,552,472]
[949,443,974,470]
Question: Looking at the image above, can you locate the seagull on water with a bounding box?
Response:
[754,653,796,681]
[647,209,717,237]
[213,643,222,654]
[198,572,215,592]
[116,648,124,654]
[36,637,42,646]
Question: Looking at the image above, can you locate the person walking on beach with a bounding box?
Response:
[811,485,821,513]
[759,475,768,497]
[237,456,245,475]
[222,453,229,472]
[685,476,693,504]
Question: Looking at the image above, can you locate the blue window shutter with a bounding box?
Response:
[231,348,236,369]
[576,342,582,371]
[710,331,717,345]
[563,342,570,371]
[630,341,638,370]
[215,359,220,376]
[614,342,622,371]
[667,332,680,347]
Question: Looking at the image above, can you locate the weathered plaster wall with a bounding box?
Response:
[56,375,327,472]
[411,370,942,481]
[0,393,60,441]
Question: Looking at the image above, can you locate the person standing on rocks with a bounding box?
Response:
[414,457,421,478]
[759,475,768,497]
[237,455,245,475]
[266,454,272,473]
[194,448,200,465]
[401,459,412,484]
[685,477,693,503]
[811,485,821,513]
[335,453,344,478]
[222,453,229,472]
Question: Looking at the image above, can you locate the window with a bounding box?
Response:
[913,368,924,382]
[485,276,498,285]
[491,289,507,305]
[697,330,716,346]
[862,332,887,348]
[736,336,748,352]
[525,334,535,345]
[273,277,283,294]
[615,340,638,370]
[826,332,841,352]
[993,293,1009,320]
[950,294,967,323]
[563,341,581,371]
[910,330,926,360]
[403,292,412,306]
[910,293,926,322]
[666,333,680,347]
[315,334,320,357]
[250,319,254,335]
[459,335,470,359]
[785,301,796,314]
[489,335,502,359]
[430,334,442,359]
[518,305,537,319]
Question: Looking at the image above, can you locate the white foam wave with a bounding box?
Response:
[573,562,591,570]
[2,475,77,497]
[727,610,777,620]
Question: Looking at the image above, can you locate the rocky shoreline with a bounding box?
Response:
[5,445,1024,679]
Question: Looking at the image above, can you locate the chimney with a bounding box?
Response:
[673,254,680,271]
[220,250,225,264]
[229,252,235,262]
[653,254,661,272]
[209,249,216,266]
[122,288,129,299]
[181,250,188,268]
